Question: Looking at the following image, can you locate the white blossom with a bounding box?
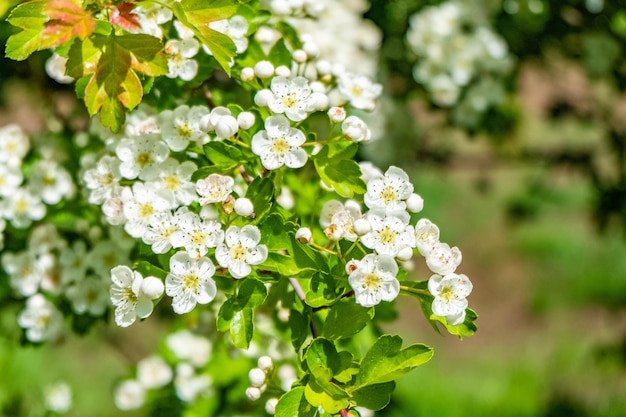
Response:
[428,273,473,325]
[0,162,23,197]
[137,355,173,389]
[44,381,72,413]
[175,363,212,402]
[110,265,161,327]
[342,115,371,142]
[215,225,268,279]
[267,76,315,121]
[165,38,200,81]
[154,158,198,207]
[251,115,307,170]
[364,166,414,214]
[361,211,414,257]
[0,187,46,228]
[0,124,29,166]
[414,218,440,256]
[82,155,121,204]
[65,275,109,316]
[116,134,169,180]
[166,251,217,314]
[425,242,462,275]
[166,330,212,367]
[121,182,171,239]
[196,173,235,205]
[337,73,382,110]
[348,254,399,307]
[170,212,224,259]
[2,250,42,296]
[159,105,209,151]
[114,380,145,411]
[18,294,63,342]
[29,160,74,205]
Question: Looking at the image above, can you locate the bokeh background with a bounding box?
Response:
[2,0,626,416]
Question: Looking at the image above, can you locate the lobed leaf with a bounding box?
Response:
[5,1,47,61]
[43,0,96,47]
[322,299,374,340]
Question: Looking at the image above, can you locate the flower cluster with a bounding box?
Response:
[406,1,512,127]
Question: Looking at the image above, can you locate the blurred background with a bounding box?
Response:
[2,0,626,416]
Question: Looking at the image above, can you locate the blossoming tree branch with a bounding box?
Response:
[1,0,477,415]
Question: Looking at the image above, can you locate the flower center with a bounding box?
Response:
[229,244,248,262]
[378,226,397,244]
[43,174,56,186]
[136,152,153,168]
[183,274,200,290]
[122,287,138,303]
[363,273,381,290]
[190,230,207,246]
[177,123,192,138]
[282,93,298,109]
[439,286,455,302]
[272,137,289,155]
[15,198,28,214]
[381,186,397,204]
[351,85,363,98]
[164,175,180,190]
[139,203,154,218]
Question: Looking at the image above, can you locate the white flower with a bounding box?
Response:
[44,381,72,413]
[348,254,400,307]
[166,330,212,367]
[134,3,172,38]
[101,185,127,226]
[82,155,121,204]
[165,38,200,81]
[251,115,307,170]
[121,182,171,239]
[429,75,461,107]
[170,212,224,259]
[18,294,63,342]
[45,53,74,84]
[116,134,169,180]
[196,173,235,205]
[137,355,173,389]
[364,166,414,214]
[0,162,23,197]
[65,276,109,316]
[425,242,462,275]
[2,250,42,296]
[0,187,46,228]
[208,15,249,54]
[29,160,74,205]
[267,76,315,121]
[337,73,382,110]
[361,211,414,257]
[428,273,473,325]
[166,251,217,314]
[158,105,210,151]
[155,158,198,207]
[142,209,180,254]
[414,218,440,256]
[110,265,161,327]
[114,380,145,411]
[0,124,29,165]
[175,363,212,402]
[342,116,371,142]
[215,225,268,279]
[324,200,363,242]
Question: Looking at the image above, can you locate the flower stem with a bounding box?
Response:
[399,285,431,297]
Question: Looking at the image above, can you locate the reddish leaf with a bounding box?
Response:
[109,2,141,31]
[43,0,96,47]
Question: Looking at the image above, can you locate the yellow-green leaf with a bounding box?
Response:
[5,1,47,60]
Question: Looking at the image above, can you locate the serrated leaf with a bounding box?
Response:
[5,1,47,60]
[66,36,101,78]
[353,335,433,389]
[246,176,274,223]
[351,382,395,411]
[305,272,344,308]
[304,378,349,415]
[236,277,267,309]
[203,140,245,166]
[275,387,318,417]
[43,0,96,47]
[322,299,373,340]
[229,307,253,349]
[172,0,237,74]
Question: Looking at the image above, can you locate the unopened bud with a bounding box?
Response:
[254,89,273,107]
[327,107,346,123]
[245,386,262,401]
[275,65,291,77]
[237,112,256,130]
[215,115,238,139]
[234,198,254,217]
[265,398,279,415]
[396,246,414,262]
[140,277,164,300]
[248,368,266,387]
[257,355,273,371]
[406,193,424,213]
[353,218,371,236]
[345,259,361,275]
[292,49,308,63]
[241,67,255,82]
[254,60,274,78]
[295,227,312,244]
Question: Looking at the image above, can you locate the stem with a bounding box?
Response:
[309,242,339,256]
[399,285,431,297]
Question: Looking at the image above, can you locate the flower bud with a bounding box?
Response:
[234,197,254,217]
[241,66,255,82]
[406,193,424,213]
[295,227,312,244]
[308,92,329,110]
[140,277,164,300]
[303,41,320,58]
[237,112,256,130]
[215,115,238,139]
[275,65,291,77]
[353,218,371,236]
[248,368,266,387]
[292,49,308,63]
[245,386,262,401]
[342,116,371,142]
[257,355,273,371]
[254,60,274,78]
[345,259,361,275]
[254,89,273,107]
[316,60,332,76]
[265,398,279,415]
[327,107,346,123]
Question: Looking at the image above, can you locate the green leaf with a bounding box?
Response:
[172,0,237,74]
[66,36,101,78]
[260,252,301,277]
[258,213,297,251]
[5,1,47,60]
[304,378,349,415]
[289,309,310,350]
[275,387,318,417]
[246,176,274,222]
[132,261,168,280]
[430,308,478,339]
[322,299,374,340]
[202,140,245,168]
[305,272,344,308]
[236,278,267,309]
[115,33,168,77]
[275,21,302,50]
[229,307,253,349]
[267,38,293,68]
[353,335,433,389]
[351,382,395,411]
